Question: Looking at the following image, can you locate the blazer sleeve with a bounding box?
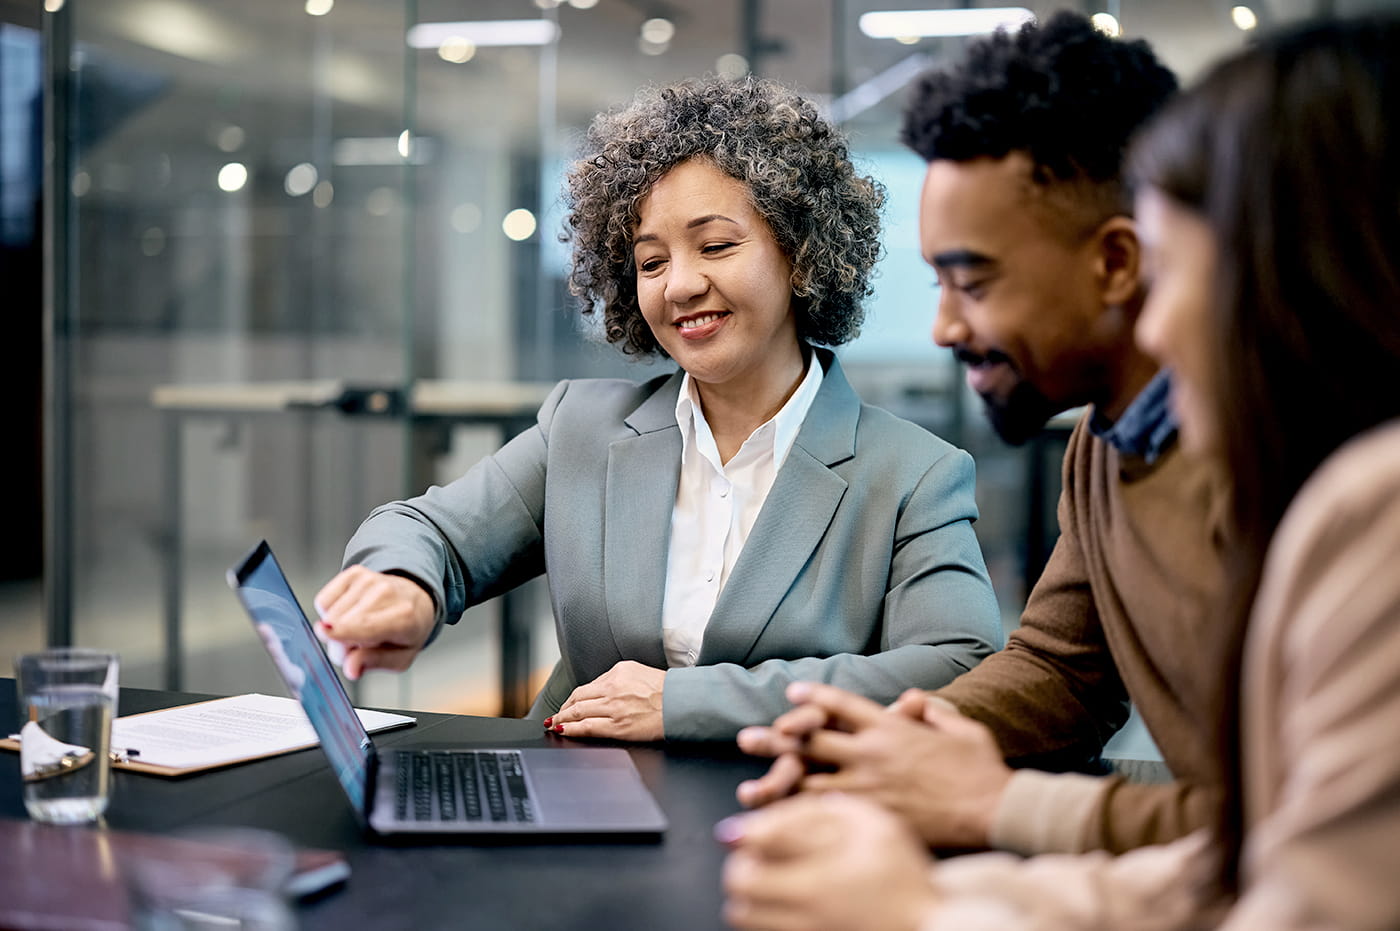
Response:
[663,446,1002,741]
[340,381,565,641]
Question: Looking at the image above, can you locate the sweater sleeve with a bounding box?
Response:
[990,769,1219,856]
[934,419,1131,765]
[921,831,1218,931]
[1220,431,1400,931]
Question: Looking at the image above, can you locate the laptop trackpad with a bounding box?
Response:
[524,750,665,827]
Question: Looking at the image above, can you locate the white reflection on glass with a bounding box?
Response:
[305,0,333,16]
[313,180,334,208]
[1231,6,1258,30]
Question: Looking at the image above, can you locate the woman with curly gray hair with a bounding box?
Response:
[318,76,1000,744]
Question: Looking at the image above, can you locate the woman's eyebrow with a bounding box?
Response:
[634,213,740,246]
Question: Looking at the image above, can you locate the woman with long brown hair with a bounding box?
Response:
[720,17,1400,929]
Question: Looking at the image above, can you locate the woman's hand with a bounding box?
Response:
[719,792,939,931]
[314,566,436,680]
[549,661,666,741]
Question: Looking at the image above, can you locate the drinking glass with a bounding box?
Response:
[14,648,119,824]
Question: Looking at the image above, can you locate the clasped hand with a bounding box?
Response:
[734,682,1013,849]
[547,660,666,741]
[719,791,939,931]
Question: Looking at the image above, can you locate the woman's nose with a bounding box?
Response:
[663,255,708,304]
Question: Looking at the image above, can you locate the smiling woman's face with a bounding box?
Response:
[632,158,801,399]
[1133,186,1222,456]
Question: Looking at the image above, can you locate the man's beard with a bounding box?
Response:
[980,379,1060,446]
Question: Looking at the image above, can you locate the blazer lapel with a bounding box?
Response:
[699,350,859,664]
[601,374,683,670]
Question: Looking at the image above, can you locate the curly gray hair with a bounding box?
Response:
[563,76,885,357]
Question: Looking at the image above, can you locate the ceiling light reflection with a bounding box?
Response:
[1231,6,1258,30]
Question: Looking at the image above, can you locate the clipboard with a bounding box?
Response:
[3,693,415,778]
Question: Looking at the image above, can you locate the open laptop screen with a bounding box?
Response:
[229,541,373,815]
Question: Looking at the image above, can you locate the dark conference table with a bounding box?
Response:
[1,682,768,930]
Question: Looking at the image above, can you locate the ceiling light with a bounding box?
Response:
[1090,12,1120,36]
[305,0,333,15]
[438,37,476,63]
[407,20,559,50]
[859,8,1034,39]
[568,0,599,8]
[217,163,248,193]
[502,208,537,241]
[1231,6,1258,30]
[716,53,749,79]
[641,18,675,44]
[284,163,318,197]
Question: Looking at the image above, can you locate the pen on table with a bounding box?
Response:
[8,733,140,763]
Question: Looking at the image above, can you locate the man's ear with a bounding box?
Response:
[1093,216,1142,307]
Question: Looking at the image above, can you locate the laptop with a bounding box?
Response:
[227,540,668,837]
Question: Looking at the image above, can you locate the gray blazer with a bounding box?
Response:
[345,350,1001,740]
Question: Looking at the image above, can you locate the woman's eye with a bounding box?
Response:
[702,242,735,255]
[638,258,664,273]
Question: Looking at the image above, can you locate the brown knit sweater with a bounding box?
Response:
[935,413,1230,854]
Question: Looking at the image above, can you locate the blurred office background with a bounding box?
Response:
[1,0,1390,723]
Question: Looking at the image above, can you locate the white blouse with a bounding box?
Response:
[660,357,824,668]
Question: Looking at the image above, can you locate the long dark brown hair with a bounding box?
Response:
[1129,16,1400,890]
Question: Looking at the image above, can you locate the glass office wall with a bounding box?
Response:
[30,0,1389,715]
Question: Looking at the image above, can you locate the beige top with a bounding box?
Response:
[921,419,1400,929]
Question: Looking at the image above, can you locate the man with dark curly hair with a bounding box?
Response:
[738,12,1232,858]
[314,76,1002,743]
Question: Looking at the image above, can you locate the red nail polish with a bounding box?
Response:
[543,717,553,728]
[554,724,565,735]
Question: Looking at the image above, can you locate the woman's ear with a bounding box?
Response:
[1094,215,1142,307]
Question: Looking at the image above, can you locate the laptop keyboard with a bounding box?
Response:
[395,750,535,823]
